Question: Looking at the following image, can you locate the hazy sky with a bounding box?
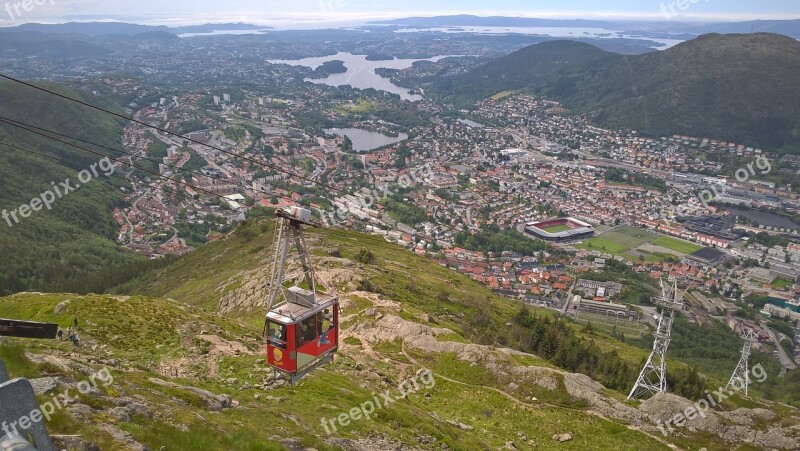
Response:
[2,0,800,26]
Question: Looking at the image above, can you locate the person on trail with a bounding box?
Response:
[69,331,80,347]
[57,329,63,341]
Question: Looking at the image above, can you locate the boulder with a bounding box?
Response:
[552,433,572,442]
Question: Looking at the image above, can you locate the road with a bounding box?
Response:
[762,323,797,371]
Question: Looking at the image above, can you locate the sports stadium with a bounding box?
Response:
[524,217,595,242]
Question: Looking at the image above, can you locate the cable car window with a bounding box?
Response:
[319,309,334,345]
[296,315,318,348]
[267,321,287,350]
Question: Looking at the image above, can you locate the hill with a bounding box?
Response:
[432,33,800,150]
[431,40,619,108]
[1,218,793,449]
[0,81,143,295]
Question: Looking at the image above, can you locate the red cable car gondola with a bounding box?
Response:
[263,207,339,383]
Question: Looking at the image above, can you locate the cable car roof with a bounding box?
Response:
[266,292,339,324]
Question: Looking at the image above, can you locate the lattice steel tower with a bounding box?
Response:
[726,328,758,396]
[627,279,686,400]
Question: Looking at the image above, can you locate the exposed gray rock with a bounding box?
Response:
[110,406,132,422]
[148,378,233,411]
[52,435,100,451]
[445,420,474,431]
[551,433,572,442]
[29,377,59,395]
[54,300,70,315]
[639,393,798,449]
[326,434,423,451]
[66,404,96,421]
[99,424,150,451]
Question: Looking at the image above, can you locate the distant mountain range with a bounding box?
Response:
[0,22,269,36]
[430,33,800,150]
[4,16,800,39]
[372,15,800,39]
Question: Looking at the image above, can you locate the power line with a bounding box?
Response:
[0,141,132,184]
[0,118,267,213]
[0,141,275,251]
[0,116,224,184]
[0,138,275,229]
[0,72,448,231]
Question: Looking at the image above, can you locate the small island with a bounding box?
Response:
[310,60,347,78]
[365,53,396,61]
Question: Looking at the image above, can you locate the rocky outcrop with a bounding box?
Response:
[216,257,361,314]
[217,269,268,314]
[52,436,101,451]
[326,434,424,451]
[348,310,800,449]
[147,378,234,411]
[639,393,799,449]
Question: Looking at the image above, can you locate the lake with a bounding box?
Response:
[268,52,453,101]
[723,206,800,230]
[325,128,408,152]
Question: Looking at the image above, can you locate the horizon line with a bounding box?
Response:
[1,12,800,29]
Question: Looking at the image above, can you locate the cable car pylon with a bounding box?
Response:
[726,328,758,396]
[263,207,339,384]
[628,279,685,400]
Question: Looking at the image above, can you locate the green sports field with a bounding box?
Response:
[652,237,703,254]
[576,226,701,262]
[543,224,571,233]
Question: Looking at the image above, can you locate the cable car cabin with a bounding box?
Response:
[266,287,339,383]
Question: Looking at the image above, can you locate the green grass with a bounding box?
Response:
[334,99,376,115]
[490,90,516,100]
[572,311,648,338]
[577,237,630,254]
[652,237,703,254]
[578,227,693,263]
[342,295,374,316]
[543,224,571,233]
[3,217,796,449]
[771,278,794,290]
[616,226,659,241]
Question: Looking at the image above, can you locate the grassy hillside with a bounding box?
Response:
[116,219,719,398]
[2,219,798,449]
[0,81,143,295]
[432,33,800,150]
[0,293,678,451]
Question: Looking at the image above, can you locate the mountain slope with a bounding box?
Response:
[2,220,799,449]
[0,81,142,295]
[433,33,800,149]
[432,40,620,107]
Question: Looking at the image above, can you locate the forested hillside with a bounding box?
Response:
[0,81,142,294]
[431,33,800,150]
